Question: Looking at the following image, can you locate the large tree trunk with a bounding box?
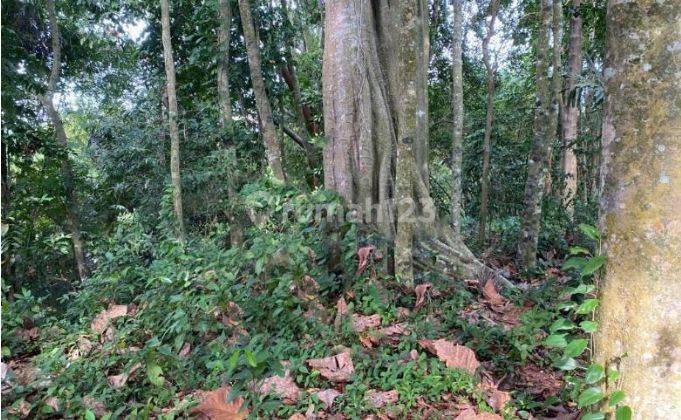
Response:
[323,0,505,285]
[160,0,187,244]
[237,0,285,181]
[560,0,581,217]
[595,1,681,417]
[478,0,499,246]
[41,0,88,281]
[217,0,242,248]
[450,0,464,235]
[517,0,551,269]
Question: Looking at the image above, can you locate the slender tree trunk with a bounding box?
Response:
[41,0,88,281]
[237,0,285,181]
[595,1,681,417]
[450,0,464,235]
[517,0,551,269]
[561,0,581,217]
[217,0,242,247]
[160,0,187,243]
[323,0,508,286]
[478,0,499,246]
[544,0,563,196]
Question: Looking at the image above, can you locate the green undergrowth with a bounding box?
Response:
[2,183,611,419]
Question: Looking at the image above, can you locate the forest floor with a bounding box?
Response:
[2,189,594,419]
[2,252,586,419]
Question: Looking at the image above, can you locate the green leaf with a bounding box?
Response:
[146,363,165,386]
[581,413,605,420]
[578,387,604,408]
[554,356,578,371]
[85,410,96,420]
[607,370,621,385]
[562,257,586,271]
[580,320,599,333]
[569,246,591,256]
[576,299,600,314]
[615,406,632,420]
[545,334,568,348]
[550,318,576,333]
[585,364,605,384]
[578,224,601,241]
[227,350,241,371]
[581,256,606,277]
[570,283,596,295]
[564,338,589,358]
[245,350,257,367]
[609,390,625,406]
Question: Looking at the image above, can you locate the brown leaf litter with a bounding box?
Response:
[190,386,249,420]
[419,339,480,374]
[307,352,355,382]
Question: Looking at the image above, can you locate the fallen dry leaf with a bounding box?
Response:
[307,352,354,382]
[419,339,480,374]
[258,370,301,404]
[396,307,411,319]
[455,409,502,420]
[352,314,381,332]
[486,389,510,412]
[364,389,398,408]
[83,396,108,417]
[44,396,60,412]
[91,304,130,333]
[482,280,506,307]
[517,364,562,397]
[314,388,342,409]
[414,283,433,311]
[107,363,141,389]
[190,386,249,420]
[179,342,192,358]
[356,245,374,276]
[360,323,409,348]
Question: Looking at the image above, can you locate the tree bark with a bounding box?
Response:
[478,0,499,246]
[561,0,581,218]
[160,0,187,244]
[517,0,551,269]
[323,0,506,286]
[595,1,681,417]
[41,0,88,281]
[237,0,286,181]
[450,0,464,235]
[217,0,242,248]
[544,0,563,196]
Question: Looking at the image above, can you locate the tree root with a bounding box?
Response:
[414,226,515,290]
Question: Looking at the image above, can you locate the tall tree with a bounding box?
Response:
[561,0,582,217]
[478,0,499,245]
[517,0,551,268]
[595,1,680,416]
[217,0,242,247]
[450,0,465,235]
[323,0,505,284]
[40,0,88,280]
[544,0,563,195]
[160,0,187,243]
[237,0,285,181]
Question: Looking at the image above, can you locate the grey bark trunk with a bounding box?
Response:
[323,0,507,287]
[517,0,552,269]
[41,0,88,281]
[478,0,499,246]
[217,0,242,247]
[237,0,286,181]
[160,0,187,244]
[450,0,464,235]
[544,0,563,196]
[595,1,681,417]
[561,0,581,217]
